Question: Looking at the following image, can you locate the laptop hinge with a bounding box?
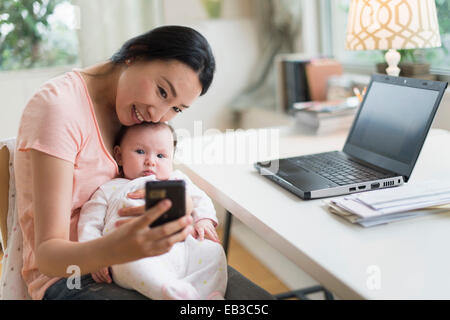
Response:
[345,153,398,176]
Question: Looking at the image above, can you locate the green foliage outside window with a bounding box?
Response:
[428,0,450,66]
[0,0,78,71]
[436,0,450,36]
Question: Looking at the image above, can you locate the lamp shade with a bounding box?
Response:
[345,0,441,51]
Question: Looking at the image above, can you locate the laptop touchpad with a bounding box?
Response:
[279,167,337,190]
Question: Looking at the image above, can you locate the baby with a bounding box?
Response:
[78,122,227,300]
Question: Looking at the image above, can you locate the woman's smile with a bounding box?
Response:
[132,104,145,123]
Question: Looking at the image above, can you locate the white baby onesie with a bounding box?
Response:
[78,170,227,300]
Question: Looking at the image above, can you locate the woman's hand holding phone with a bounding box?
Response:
[105,197,193,266]
[127,186,219,243]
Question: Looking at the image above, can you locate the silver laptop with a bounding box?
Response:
[255,74,448,199]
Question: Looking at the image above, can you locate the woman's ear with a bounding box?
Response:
[113,145,123,166]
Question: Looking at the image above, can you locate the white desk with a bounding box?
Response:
[175,127,450,299]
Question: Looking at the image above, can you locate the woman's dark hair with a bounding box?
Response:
[111,25,215,95]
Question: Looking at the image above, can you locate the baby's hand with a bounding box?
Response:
[91,267,112,284]
[194,219,220,243]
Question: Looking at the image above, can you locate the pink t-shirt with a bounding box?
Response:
[14,70,119,300]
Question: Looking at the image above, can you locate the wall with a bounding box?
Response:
[163,0,259,133]
[169,19,259,133]
[433,90,450,131]
[162,0,253,24]
[0,66,75,139]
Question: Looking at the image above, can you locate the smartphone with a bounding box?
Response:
[145,180,186,228]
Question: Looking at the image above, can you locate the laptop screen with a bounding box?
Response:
[343,75,447,180]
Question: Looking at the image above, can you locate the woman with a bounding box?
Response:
[14,25,273,300]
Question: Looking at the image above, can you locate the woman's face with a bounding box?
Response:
[115,59,203,126]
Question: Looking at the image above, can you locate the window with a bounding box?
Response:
[0,0,79,71]
[325,0,450,75]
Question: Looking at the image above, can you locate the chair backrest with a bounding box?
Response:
[0,145,10,250]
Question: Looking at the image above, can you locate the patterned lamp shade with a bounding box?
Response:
[345,0,441,51]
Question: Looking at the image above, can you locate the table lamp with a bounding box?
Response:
[345,0,441,76]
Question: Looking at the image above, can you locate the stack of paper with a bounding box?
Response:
[324,180,450,227]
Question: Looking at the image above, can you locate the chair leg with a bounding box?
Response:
[275,285,334,300]
[323,288,334,300]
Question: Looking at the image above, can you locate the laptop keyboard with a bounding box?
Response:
[288,151,391,186]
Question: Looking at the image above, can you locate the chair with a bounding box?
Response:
[0,144,10,250]
[0,139,31,300]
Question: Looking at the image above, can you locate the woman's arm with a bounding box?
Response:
[32,149,112,277]
[31,150,193,278]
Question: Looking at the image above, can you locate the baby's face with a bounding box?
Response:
[114,126,174,180]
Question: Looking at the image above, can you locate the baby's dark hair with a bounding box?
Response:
[114,122,178,150]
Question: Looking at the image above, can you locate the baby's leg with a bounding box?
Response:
[183,235,228,299]
[112,257,172,300]
[111,244,200,300]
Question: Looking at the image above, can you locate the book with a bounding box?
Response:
[294,97,359,134]
[296,114,354,135]
[281,60,310,113]
[305,59,343,101]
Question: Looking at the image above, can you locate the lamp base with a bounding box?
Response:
[376,62,435,80]
[385,49,401,76]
